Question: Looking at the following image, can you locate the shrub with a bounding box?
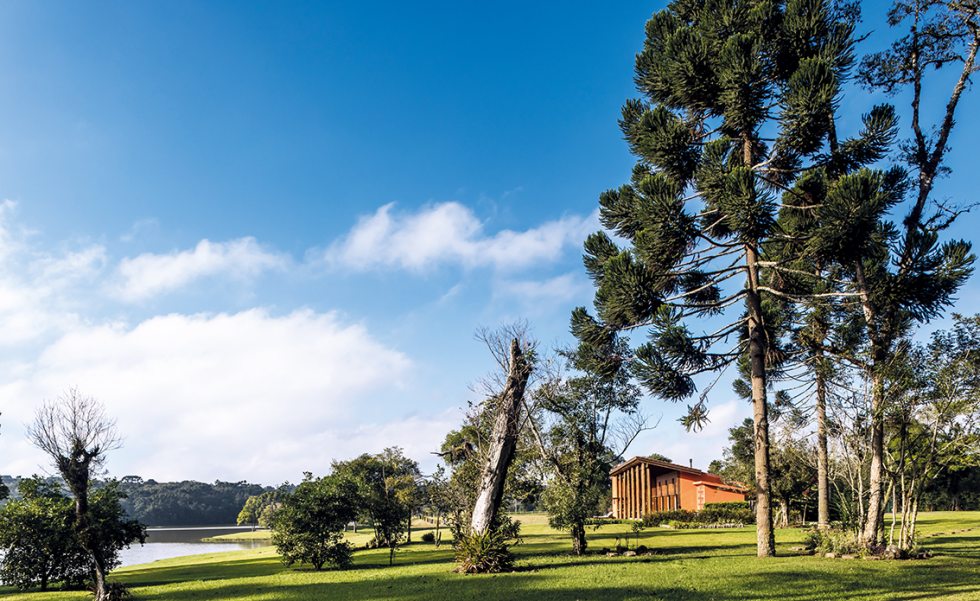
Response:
[802,527,862,556]
[454,520,521,574]
[420,532,436,543]
[700,502,753,525]
[639,502,754,529]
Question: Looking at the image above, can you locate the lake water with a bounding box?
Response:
[118,526,268,567]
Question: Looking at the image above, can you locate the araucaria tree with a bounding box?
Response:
[576,0,864,556]
[27,389,145,600]
[842,0,980,547]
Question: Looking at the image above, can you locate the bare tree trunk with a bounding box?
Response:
[470,339,532,535]
[746,244,776,557]
[863,370,885,548]
[778,499,790,529]
[816,364,830,530]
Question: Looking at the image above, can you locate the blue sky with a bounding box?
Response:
[0,1,978,484]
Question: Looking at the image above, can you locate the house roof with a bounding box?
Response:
[609,455,713,478]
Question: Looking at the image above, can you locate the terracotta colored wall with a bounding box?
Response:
[678,471,701,510]
[701,485,746,506]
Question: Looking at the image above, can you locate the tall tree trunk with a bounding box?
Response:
[815,361,830,530]
[746,245,776,557]
[470,339,532,535]
[777,499,790,529]
[742,131,775,558]
[862,369,885,548]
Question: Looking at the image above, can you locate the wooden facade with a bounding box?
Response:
[610,456,747,518]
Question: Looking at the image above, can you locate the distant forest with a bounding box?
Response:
[1,475,279,526]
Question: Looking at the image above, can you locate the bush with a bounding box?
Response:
[420,532,436,543]
[802,527,862,556]
[454,528,516,573]
[639,502,754,529]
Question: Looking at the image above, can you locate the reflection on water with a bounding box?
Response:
[119,526,269,567]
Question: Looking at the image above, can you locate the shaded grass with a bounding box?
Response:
[2,512,978,600]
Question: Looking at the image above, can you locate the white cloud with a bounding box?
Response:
[0,308,416,482]
[496,273,588,305]
[323,202,596,272]
[115,237,287,301]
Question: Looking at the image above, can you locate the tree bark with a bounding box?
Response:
[571,521,587,555]
[470,339,532,535]
[862,369,886,548]
[746,244,776,557]
[741,129,775,558]
[816,361,830,530]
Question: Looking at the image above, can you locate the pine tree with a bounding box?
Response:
[574,0,867,557]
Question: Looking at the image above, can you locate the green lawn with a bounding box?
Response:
[3,512,979,600]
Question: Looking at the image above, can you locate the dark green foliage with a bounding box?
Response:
[118,477,271,526]
[420,532,436,543]
[332,447,422,565]
[640,502,755,528]
[85,482,148,572]
[0,478,144,592]
[453,527,519,574]
[535,339,642,554]
[271,473,358,571]
[0,478,88,591]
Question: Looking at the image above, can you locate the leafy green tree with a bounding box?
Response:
[529,340,643,554]
[332,447,421,565]
[885,315,980,549]
[574,0,867,556]
[0,477,88,591]
[271,473,358,570]
[829,0,980,546]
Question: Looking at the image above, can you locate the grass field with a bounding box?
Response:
[3,512,979,600]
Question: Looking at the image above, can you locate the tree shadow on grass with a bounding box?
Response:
[718,564,980,601]
[147,572,714,601]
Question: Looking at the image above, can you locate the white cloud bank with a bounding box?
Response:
[115,237,287,301]
[0,308,423,482]
[323,202,596,272]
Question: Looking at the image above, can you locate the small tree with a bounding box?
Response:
[332,447,421,566]
[27,389,142,601]
[271,473,358,570]
[529,340,645,555]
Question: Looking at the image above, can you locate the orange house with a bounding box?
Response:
[610,456,746,518]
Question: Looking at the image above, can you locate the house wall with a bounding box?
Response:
[698,483,747,508]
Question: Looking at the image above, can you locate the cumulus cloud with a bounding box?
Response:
[323,202,596,272]
[0,308,416,482]
[115,237,287,301]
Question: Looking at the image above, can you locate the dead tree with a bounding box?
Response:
[469,338,533,535]
[27,388,120,601]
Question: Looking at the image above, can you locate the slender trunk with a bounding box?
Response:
[470,339,532,534]
[741,129,774,558]
[816,362,830,530]
[435,511,442,548]
[854,260,885,549]
[863,368,885,548]
[746,245,775,557]
[778,499,790,529]
[889,484,898,547]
